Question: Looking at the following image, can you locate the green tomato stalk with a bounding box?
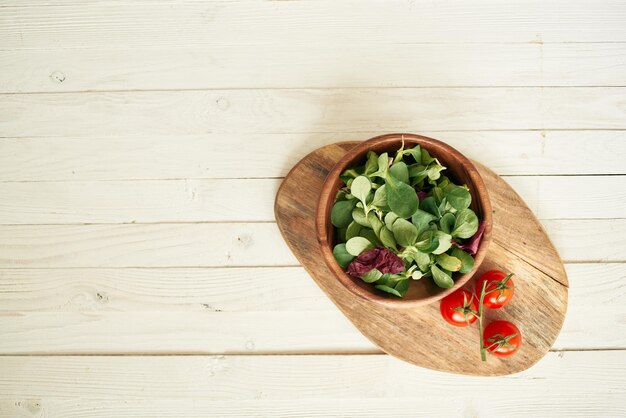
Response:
[478,280,488,361]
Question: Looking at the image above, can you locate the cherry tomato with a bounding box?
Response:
[483,320,521,357]
[440,289,478,327]
[475,270,515,309]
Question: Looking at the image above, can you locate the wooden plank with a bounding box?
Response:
[544,219,626,263]
[504,176,626,220]
[0,263,622,353]
[0,399,466,418]
[0,220,622,268]
[2,1,626,49]
[0,398,617,418]
[1,131,625,181]
[0,264,616,313]
[0,223,299,268]
[0,311,372,354]
[2,88,626,137]
[0,267,334,312]
[0,310,621,354]
[0,178,279,224]
[3,43,626,93]
[0,354,623,408]
[0,175,622,224]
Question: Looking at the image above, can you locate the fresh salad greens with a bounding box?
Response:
[331,141,483,297]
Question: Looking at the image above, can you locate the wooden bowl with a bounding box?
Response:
[316,133,493,308]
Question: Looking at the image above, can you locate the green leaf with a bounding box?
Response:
[419,196,441,218]
[435,253,462,272]
[438,196,449,214]
[426,164,445,181]
[403,145,422,162]
[331,199,357,228]
[411,270,424,280]
[364,151,379,175]
[451,247,475,274]
[413,250,431,271]
[332,244,354,269]
[361,268,382,283]
[370,184,387,208]
[334,190,348,202]
[432,187,444,205]
[345,237,374,256]
[385,173,419,218]
[351,176,371,205]
[393,140,406,163]
[394,279,409,297]
[452,208,479,239]
[432,231,452,255]
[346,221,362,241]
[408,163,428,182]
[421,149,436,165]
[415,230,439,253]
[384,212,399,229]
[442,184,471,211]
[389,161,409,184]
[379,226,397,249]
[411,209,437,234]
[439,212,456,234]
[375,273,397,287]
[437,176,451,189]
[367,211,384,236]
[371,153,390,178]
[431,265,454,288]
[360,229,382,247]
[375,284,403,297]
[352,207,370,227]
[340,168,360,180]
[392,218,418,247]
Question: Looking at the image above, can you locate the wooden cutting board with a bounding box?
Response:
[275,142,568,376]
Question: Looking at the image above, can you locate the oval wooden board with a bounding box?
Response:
[275,142,568,376]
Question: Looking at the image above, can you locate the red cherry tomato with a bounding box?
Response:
[440,289,478,327]
[483,320,522,357]
[475,270,515,309]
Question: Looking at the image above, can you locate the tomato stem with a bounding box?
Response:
[478,280,488,361]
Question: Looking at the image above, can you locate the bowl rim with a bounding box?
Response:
[315,133,493,308]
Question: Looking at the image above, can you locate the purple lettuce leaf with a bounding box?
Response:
[346,247,405,278]
[452,221,485,255]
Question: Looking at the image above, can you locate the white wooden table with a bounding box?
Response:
[1,1,625,416]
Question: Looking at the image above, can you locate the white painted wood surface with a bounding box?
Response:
[1,1,625,416]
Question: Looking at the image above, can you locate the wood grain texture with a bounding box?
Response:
[0,352,624,418]
[0,399,467,418]
[0,267,335,312]
[1,131,625,181]
[1,398,622,418]
[0,220,622,268]
[4,43,626,93]
[0,264,614,314]
[0,175,622,225]
[2,88,626,138]
[2,1,626,49]
[0,264,620,353]
[0,271,620,353]
[276,142,567,375]
[0,223,298,268]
